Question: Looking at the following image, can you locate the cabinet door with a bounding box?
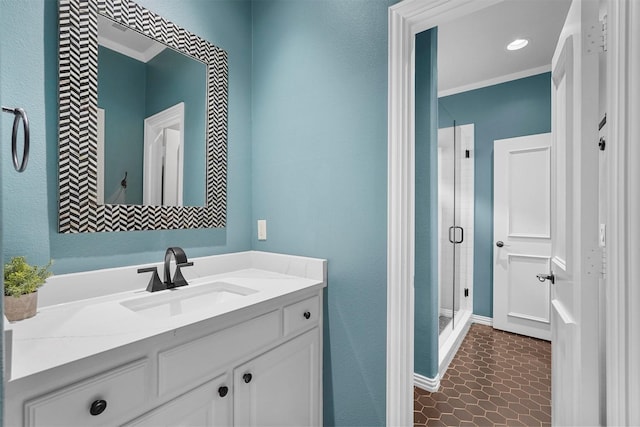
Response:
[234,329,320,426]
[124,376,231,427]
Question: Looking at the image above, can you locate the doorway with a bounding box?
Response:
[387,0,595,424]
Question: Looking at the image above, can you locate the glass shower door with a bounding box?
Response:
[438,115,466,339]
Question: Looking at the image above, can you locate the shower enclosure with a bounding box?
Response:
[437,112,474,372]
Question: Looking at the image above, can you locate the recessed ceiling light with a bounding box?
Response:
[507,38,529,51]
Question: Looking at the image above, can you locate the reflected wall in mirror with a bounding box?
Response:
[58,0,227,232]
[96,14,207,207]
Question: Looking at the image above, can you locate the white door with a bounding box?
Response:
[143,103,185,206]
[234,329,320,426]
[493,133,552,341]
[162,128,181,206]
[548,0,601,424]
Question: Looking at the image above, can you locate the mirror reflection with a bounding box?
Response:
[96,14,206,207]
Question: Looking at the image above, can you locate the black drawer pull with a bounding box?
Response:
[243,373,252,383]
[218,386,229,397]
[89,399,107,416]
[303,311,311,319]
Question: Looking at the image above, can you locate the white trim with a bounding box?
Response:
[143,102,185,207]
[416,314,489,394]
[387,1,501,424]
[438,312,471,378]
[606,1,640,424]
[438,64,552,98]
[387,4,415,424]
[471,314,492,326]
[97,108,105,205]
[414,372,440,393]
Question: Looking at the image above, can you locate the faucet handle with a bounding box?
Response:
[177,261,194,268]
[137,266,165,292]
[172,261,194,288]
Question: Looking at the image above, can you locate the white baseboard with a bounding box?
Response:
[414,314,493,395]
[414,372,440,392]
[471,314,493,326]
[439,314,472,378]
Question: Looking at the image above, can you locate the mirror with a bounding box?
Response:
[58,0,227,232]
[96,14,207,207]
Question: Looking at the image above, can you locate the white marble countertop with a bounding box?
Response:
[4,251,326,382]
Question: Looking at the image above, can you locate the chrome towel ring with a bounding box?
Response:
[2,106,30,172]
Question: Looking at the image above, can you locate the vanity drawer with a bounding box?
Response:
[158,310,281,396]
[24,359,149,427]
[283,295,320,336]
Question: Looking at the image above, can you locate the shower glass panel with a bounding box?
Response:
[437,103,473,344]
[438,107,456,340]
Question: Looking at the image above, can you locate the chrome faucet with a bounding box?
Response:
[163,247,194,289]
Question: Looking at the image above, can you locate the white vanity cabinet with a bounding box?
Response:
[22,359,151,427]
[7,289,323,427]
[124,375,232,427]
[233,328,320,426]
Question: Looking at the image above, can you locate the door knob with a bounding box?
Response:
[496,241,504,247]
[536,273,555,284]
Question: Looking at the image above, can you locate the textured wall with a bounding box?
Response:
[0,0,253,273]
[251,0,396,424]
[438,73,552,318]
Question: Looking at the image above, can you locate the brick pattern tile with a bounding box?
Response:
[415,324,551,426]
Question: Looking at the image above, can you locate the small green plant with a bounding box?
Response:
[4,257,53,298]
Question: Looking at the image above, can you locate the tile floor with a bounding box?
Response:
[414,324,551,426]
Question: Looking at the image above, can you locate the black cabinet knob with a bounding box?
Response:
[303,311,311,319]
[89,399,107,416]
[218,386,229,397]
[243,373,252,383]
[496,241,504,248]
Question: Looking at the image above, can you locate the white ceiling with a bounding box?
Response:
[98,14,166,63]
[437,0,572,96]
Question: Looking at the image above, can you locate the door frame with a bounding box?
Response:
[605,0,640,424]
[386,0,636,425]
[143,102,185,206]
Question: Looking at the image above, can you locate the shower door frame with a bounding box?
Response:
[437,123,474,370]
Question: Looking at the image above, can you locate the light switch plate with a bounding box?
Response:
[258,220,267,241]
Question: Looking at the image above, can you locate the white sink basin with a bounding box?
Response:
[120,282,258,319]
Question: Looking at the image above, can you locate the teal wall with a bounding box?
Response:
[0,0,253,273]
[98,46,146,205]
[414,29,439,379]
[438,72,552,318]
[251,0,396,424]
[146,48,206,206]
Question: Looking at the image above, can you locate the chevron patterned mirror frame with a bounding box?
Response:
[58,0,228,232]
